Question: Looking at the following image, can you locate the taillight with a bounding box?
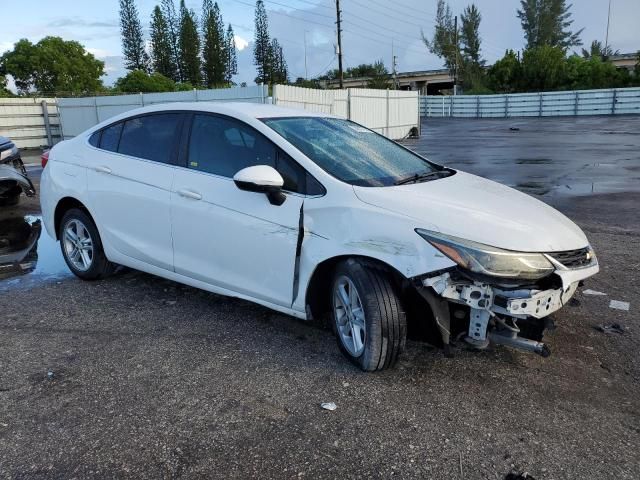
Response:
[41,150,50,168]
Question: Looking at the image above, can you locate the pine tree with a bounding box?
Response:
[202,0,225,87]
[253,0,271,84]
[119,0,149,72]
[150,6,176,79]
[161,0,182,81]
[269,39,287,84]
[517,0,583,50]
[225,24,238,84]
[179,0,201,85]
[422,0,458,74]
[460,4,485,90]
[460,4,482,66]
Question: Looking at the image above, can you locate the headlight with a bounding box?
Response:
[0,146,17,161]
[416,229,554,280]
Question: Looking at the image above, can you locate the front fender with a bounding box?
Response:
[293,202,456,312]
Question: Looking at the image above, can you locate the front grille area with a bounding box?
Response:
[548,247,594,269]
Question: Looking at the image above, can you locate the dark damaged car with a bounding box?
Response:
[0,135,35,206]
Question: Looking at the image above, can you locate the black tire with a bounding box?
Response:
[331,258,407,371]
[59,208,116,280]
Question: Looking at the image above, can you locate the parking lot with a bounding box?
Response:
[1,116,639,479]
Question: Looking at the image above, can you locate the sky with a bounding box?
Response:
[1,0,638,88]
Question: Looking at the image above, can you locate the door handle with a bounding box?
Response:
[177,189,202,200]
[94,166,112,174]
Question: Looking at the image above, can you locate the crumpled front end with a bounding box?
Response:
[415,247,599,357]
[0,164,36,201]
[0,137,35,201]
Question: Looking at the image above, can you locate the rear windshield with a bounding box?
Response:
[262,117,438,187]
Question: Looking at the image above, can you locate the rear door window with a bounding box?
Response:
[118,114,182,164]
[99,122,123,152]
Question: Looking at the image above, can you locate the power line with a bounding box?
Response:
[346,0,506,58]
[309,54,337,78]
[348,0,435,29]
[260,0,334,19]
[284,0,333,11]
[226,0,335,30]
[368,0,439,23]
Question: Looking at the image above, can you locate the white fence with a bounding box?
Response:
[421,87,640,118]
[57,85,269,139]
[0,98,60,149]
[273,85,419,139]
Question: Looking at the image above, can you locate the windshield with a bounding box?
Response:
[262,117,441,187]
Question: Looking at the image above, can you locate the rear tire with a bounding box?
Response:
[59,208,115,280]
[331,259,406,371]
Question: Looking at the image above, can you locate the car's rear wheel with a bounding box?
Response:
[331,259,406,371]
[59,208,115,280]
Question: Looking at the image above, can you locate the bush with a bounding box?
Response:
[114,70,177,93]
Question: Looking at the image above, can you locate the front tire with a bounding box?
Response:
[59,208,115,280]
[331,259,406,371]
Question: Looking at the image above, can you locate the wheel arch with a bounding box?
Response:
[54,197,95,240]
[304,254,408,322]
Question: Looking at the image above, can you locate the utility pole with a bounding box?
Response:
[304,30,308,80]
[453,15,458,95]
[392,39,398,90]
[336,0,344,89]
[605,0,612,58]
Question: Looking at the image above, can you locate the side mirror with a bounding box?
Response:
[233,165,286,206]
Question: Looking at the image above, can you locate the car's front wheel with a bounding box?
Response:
[331,259,406,371]
[59,208,115,280]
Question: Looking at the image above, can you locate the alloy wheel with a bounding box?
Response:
[63,219,94,272]
[333,275,366,357]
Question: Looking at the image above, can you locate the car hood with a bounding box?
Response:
[353,171,588,252]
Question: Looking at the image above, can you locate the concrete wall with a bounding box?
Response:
[421,87,640,118]
[0,98,59,149]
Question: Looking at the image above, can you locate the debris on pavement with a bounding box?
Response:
[609,300,630,311]
[595,323,625,334]
[505,472,536,480]
[47,371,54,380]
[583,289,607,296]
[320,402,337,411]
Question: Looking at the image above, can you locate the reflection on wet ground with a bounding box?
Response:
[401,116,640,203]
[0,215,70,289]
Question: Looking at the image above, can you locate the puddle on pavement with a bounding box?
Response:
[0,215,70,290]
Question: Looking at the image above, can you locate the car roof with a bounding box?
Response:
[118,102,333,120]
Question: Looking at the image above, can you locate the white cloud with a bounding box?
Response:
[234,35,249,51]
[86,47,113,58]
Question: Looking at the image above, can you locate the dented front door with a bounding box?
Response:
[171,168,303,309]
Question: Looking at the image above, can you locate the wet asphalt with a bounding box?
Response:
[1,117,639,479]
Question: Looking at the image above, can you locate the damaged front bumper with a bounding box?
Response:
[419,261,599,357]
[0,163,36,199]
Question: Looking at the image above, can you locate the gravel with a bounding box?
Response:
[1,118,638,479]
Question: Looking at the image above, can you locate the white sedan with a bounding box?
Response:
[40,103,598,370]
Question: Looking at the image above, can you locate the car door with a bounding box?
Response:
[171,113,321,308]
[86,113,184,272]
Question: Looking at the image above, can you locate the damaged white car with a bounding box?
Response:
[40,103,598,371]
